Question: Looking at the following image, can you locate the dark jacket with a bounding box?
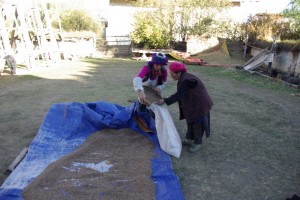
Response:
[164,72,213,123]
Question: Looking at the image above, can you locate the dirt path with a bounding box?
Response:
[0,59,299,200]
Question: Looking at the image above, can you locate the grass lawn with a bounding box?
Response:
[0,58,299,200]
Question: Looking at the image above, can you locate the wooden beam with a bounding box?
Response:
[39,0,61,62]
[0,14,13,55]
[6,147,28,173]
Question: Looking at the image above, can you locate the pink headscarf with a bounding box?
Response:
[169,62,187,73]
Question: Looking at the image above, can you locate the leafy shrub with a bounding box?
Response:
[252,39,300,52]
[130,11,170,49]
[52,10,103,34]
[130,0,232,49]
[244,13,299,42]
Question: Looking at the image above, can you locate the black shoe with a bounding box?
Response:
[182,139,193,146]
[188,144,201,153]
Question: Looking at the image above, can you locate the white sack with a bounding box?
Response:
[150,103,182,158]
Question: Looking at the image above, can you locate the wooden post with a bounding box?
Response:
[13,6,36,69]
[32,0,50,65]
[39,0,61,62]
[243,34,248,60]
[16,6,34,52]
[6,147,28,173]
[0,12,13,55]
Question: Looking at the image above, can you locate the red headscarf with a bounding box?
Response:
[169,62,187,73]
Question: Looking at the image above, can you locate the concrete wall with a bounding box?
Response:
[59,38,96,58]
[187,37,219,55]
[251,48,300,75]
[274,51,300,75]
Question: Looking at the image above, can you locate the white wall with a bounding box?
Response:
[52,0,291,37]
[105,6,137,37]
[230,0,290,22]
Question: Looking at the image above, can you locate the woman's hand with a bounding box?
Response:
[155,99,165,105]
[154,87,161,95]
[138,90,147,104]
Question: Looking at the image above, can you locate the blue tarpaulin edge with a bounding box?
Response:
[0,101,184,200]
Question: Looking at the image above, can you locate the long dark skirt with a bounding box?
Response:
[186,112,210,144]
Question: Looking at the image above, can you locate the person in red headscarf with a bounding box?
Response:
[156,62,213,153]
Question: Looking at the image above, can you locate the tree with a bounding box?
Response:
[244,14,291,41]
[61,10,93,31]
[52,10,102,34]
[130,12,169,49]
[130,0,232,48]
[283,0,300,33]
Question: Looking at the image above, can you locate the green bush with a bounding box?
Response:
[130,12,170,49]
[130,0,232,49]
[244,13,299,42]
[52,10,103,34]
[283,0,300,33]
[252,39,300,52]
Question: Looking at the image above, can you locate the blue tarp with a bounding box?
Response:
[0,101,184,200]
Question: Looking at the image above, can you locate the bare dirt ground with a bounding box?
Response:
[0,56,299,200]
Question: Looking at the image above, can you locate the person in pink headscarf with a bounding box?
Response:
[133,52,168,110]
[156,62,213,153]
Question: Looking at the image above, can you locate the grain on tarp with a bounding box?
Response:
[22,128,155,200]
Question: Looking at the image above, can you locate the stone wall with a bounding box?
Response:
[251,48,300,75]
